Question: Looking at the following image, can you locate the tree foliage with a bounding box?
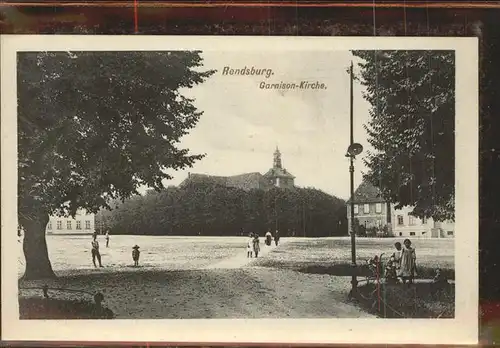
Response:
[352,50,455,221]
[96,183,347,237]
[18,51,215,278]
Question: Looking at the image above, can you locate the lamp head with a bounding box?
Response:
[346,143,363,157]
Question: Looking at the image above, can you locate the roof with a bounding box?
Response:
[182,173,228,186]
[180,172,273,191]
[263,167,295,179]
[226,172,272,190]
[346,179,385,204]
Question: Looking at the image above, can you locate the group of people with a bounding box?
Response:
[384,238,417,284]
[246,230,280,258]
[90,231,141,268]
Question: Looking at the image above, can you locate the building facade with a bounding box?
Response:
[346,180,391,236]
[347,179,454,238]
[46,209,95,235]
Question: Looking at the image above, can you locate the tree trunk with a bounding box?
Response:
[20,213,56,280]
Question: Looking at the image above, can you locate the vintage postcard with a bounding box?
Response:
[1,35,478,344]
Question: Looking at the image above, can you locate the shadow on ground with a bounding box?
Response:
[255,259,455,280]
[19,297,114,319]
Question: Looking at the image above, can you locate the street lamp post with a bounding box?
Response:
[346,61,363,296]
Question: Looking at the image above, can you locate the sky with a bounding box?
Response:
[152,50,374,200]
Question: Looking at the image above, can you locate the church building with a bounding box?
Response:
[263,147,295,189]
[180,147,295,191]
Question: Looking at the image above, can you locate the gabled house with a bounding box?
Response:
[347,179,455,238]
[346,179,391,236]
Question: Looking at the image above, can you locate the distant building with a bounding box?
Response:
[46,209,95,235]
[346,180,391,235]
[263,147,296,189]
[180,147,295,191]
[346,179,454,238]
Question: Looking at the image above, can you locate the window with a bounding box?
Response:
[410,232,416,236]
[57,221,62,230]
[85,220,91,230]
[353,205,358,214]
[76,221,82,230]
[364,204,370,214]
[447,231,454,236]
[397,215,404,226]
[47,222,52,230]
[408,215,415,226]
[422,216,427,224]
[66,221,72,230]
[375,203,382,213]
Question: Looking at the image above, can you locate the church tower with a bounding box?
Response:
[273,147,282,169]
[264,147,295,188]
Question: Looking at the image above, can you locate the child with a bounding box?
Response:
[253,234,260,258]
[392,242,403,279]
[265,230,272,246]
[132,245,140,266]
[91,234,103,268]
[367,255,380,276]
[105,230,110,248]
[247,233,254,258]
[400,239,417,284]
[431,268,449,297]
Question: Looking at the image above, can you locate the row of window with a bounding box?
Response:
[47,220,92,230]
[353,204,430,227]
[353,203,383,215]
[399,231,453,236]
[397,214,427,226]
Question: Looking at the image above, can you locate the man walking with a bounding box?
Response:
[274,230,280,246]
[91,234,103,268]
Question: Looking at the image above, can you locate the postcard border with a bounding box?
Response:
[1,35,478,344]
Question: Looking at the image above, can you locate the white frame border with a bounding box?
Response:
[1,35,478,345]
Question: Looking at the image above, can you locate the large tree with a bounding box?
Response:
[18,51,215,279]
[352,50,455,221]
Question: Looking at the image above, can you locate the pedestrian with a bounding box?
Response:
[274,230,280,246]
[105,230,110,248]
[400,239,417,284]
[91,234,103,268]
[384,255,398,284]
[265,230,272,246]
[253,233,260,258]
[392,242,403,279]
[132,245,140,266]
[247,233,254,258]
[431,268,449,298]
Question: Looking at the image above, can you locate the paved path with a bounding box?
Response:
[203,239,285,270]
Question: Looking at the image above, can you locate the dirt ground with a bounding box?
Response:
[18,236,374,319]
